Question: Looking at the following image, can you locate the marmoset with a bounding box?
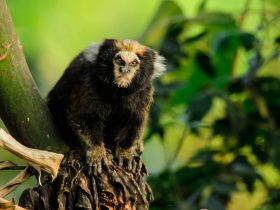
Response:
[47,39,165,175]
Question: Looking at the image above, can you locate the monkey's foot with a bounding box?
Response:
[115,148,145,174]
[85,144,110,176]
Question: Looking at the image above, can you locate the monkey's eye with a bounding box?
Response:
[130,60,139,67]
[115,57,123,64]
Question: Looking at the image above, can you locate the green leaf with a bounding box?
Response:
[212,31,257,54]
[169,61,213,106]
[184,30,208,43]
[194,12,236,27]
[197,0,208,13]
[139,0,183,48]
[159,22,188,70]
[211,30,257,86]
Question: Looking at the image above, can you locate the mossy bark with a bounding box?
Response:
[0,0,68,153]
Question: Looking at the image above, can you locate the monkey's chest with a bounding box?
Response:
[103,106,136,143]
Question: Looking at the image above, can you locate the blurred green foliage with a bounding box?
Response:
[1,0,280,210]
[140,1,280,210]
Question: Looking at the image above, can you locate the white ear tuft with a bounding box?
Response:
[152,53,166,79]
[83,42,102,63]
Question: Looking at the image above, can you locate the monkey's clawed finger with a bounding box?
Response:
[117,156,144,174]
[86,156,108,176]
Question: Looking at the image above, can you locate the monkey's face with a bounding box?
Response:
[90,39,166,90]
[112,51,140,88]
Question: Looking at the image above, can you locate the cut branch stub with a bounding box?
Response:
[0,128,64,181]
[19,150,154,210]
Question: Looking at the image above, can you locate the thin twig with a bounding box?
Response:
[0,166,26,170]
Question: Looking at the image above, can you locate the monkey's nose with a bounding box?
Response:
[120,65,130,73]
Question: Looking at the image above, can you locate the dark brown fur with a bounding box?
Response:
[47,39,165,173]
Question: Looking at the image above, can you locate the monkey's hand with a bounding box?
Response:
[85,143,109,176]
[115,147,144,173]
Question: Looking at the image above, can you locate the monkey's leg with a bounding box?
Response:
[115,115,146,173]
[69,119,109,175]
[85,141,109,175]
[116,141,143,173]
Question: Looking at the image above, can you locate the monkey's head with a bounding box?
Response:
[84,39,166,90]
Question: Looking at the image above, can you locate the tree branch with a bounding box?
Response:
[0,0,68,153]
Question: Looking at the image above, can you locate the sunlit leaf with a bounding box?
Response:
[184,30,208,43]
[194,12,236,27]
[197,0,208,13]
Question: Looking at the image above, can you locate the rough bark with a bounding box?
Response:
[19,150,153,210]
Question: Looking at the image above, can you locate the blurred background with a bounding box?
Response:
[1,0,280,209]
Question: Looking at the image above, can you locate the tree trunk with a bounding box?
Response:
[0,0,68,153]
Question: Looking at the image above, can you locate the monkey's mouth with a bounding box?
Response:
[117,73,130,81]
[114,73,133,88]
